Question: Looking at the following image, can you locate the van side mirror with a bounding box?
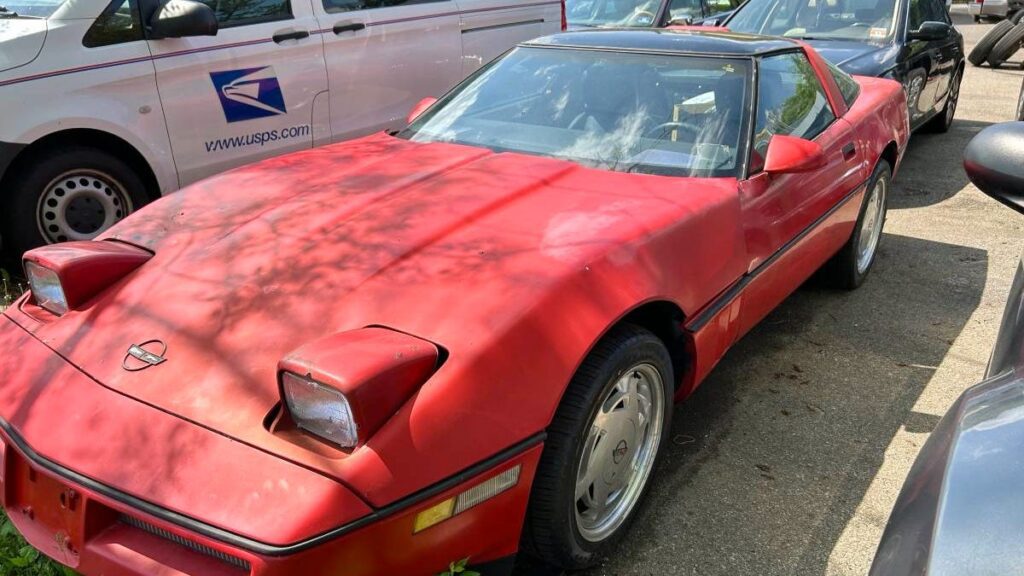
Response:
[763,135,827,174]
[149,0,218,39]
[407,97,438,125]
[964,122,1024,215]
[908,21,951,41]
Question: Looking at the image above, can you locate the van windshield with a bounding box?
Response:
[3,0,65,17]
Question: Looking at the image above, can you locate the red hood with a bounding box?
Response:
[8,133,739,493]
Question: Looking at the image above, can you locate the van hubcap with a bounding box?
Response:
[37,170,132,243]
[575,363,664,542]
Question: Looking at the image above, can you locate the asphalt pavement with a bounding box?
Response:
[579,8,1024,575]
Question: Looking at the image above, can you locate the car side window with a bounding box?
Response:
[706,0,738,13]
[194,0,292,27]
[668,0,703,20]
[825,59,860,108]
[752,52,836,172]
[323,0,445,14]
[83,0,143,47]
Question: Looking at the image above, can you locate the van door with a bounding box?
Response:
[312,0,462,142]
[455,0,562,75]
[146,0,328,186]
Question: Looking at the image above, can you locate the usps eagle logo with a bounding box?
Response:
[209,66,288,123]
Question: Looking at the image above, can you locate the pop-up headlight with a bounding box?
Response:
[282,372,359,448]
[24,261,68,315]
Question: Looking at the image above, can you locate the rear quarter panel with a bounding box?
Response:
[846,75,910,177]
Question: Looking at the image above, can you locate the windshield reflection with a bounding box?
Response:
[727,0,900,43]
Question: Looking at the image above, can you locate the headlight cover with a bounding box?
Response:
[282,372,358,448]
[25,261,68,315]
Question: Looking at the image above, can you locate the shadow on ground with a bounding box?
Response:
[563,232,986,576]
[889,119,992,210]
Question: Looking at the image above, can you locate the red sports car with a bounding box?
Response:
[1,29,908,576]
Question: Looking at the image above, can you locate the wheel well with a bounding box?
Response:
[2,129,161,202]
[880,141,899,173]
[618,300,688,390]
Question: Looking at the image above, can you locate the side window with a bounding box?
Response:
[83,0,143,47]
[323,0,444,14]
[908,0,924,29]
[825,59,859,108]
[752,52,836,171]
[925,0,950,23]
[668,0,702,20]
[706,0,738,14]
[194,0,291,27]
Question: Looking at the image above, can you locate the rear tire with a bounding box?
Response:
[0,146,149,257]
[987,22,1024,67]
[922,67,961,133]
[1012,10,1024,23]
[522,324,673,570]
[969,19,1015,65]
[820,160,891,290]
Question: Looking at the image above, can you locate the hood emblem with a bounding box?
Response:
[123,340,167,371]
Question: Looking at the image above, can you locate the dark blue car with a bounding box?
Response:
[724,0,965,132]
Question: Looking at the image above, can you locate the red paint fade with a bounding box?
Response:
[1,38,910,575]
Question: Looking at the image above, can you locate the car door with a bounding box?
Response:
[903,0,955,125]
[312,0,462,143]
[456,0,562,75]
[146,0,329,186]
[736,51,861,334]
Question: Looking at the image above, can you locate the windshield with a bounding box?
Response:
[566,0,662,27]
[1,0,64,17]
[401,47,751,178]
[727,0,900,43]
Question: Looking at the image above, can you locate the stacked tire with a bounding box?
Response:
[970,19,1024,68]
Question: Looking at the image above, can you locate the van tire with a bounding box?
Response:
[969,20,1014,65]
[1,146,148,257]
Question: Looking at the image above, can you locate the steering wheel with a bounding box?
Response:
[645,120,702,140]
[626,9,656,25]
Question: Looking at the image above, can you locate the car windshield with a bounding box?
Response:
[1,0,64,17]
[566,0,663,27]
[401,47,752,178]
[727,0,900,43]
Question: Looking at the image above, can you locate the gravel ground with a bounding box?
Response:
[579,9,1024,576]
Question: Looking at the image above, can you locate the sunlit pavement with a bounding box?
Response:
[579,7,1024,575]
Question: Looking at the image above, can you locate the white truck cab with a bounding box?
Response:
[0,0,563,254]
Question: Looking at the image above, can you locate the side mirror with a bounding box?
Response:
[407,97,437,125]
[908,21,951,41]
[149,0,217,39]
[763,135,827,174]
[963,122,1024,215]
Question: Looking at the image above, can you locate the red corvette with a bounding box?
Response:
[1,29,907,575]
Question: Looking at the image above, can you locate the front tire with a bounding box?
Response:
[522,324,673,570]
[820,160,891,290]
[922,67,961,133]
[1,146,148,256]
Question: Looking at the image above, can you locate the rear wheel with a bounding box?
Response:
[1,146,149,256]
[922,67,961,133]
[969,19,1015,65]
[987,22,1024,67]
[522,324,672,570]
[820,160,890,290]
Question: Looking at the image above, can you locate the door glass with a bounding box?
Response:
[194,0,292,27]
[323,0,444,12]
[83,0,143,47]
[752,52,836,171]
[668,0,703,20]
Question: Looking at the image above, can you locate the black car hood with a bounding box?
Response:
[804,39,900,76]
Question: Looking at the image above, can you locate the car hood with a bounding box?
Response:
[804,39,899,77]
[9,133,733,485]
[0,18,46,73]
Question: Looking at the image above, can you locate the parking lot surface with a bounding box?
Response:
[581,8,1024,576]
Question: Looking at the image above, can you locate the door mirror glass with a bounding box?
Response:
[763,134,827,174]
[964,122,1024,215]
[908,21,950,41]
[148,0,217,39]
[407,97,437,125]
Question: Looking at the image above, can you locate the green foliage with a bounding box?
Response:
[437,557,481,576]
[0,510,76,576]
[1,268,25,311]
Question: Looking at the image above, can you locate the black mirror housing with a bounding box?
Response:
[964,122,1024,215]
[149,0,218,39]
[909,21,951,41]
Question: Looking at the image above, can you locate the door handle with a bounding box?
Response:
[842,142,856,160]
[333,21,366,34]
[272,29,310,43]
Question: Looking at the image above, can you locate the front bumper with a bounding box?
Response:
[0,316,542,575]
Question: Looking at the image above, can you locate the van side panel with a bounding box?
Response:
[456,0,563,75]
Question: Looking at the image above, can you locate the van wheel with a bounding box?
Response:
[2,146,148,256]
[819,160,890,290]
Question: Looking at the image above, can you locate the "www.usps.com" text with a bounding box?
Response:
[204,124,311,153]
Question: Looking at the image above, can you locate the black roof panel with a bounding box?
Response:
[525,29,800,56]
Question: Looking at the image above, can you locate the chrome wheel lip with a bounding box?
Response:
[856,175,887,275]
[36,169,132,244]
[574,362,665,543]
[945,73,960,127]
